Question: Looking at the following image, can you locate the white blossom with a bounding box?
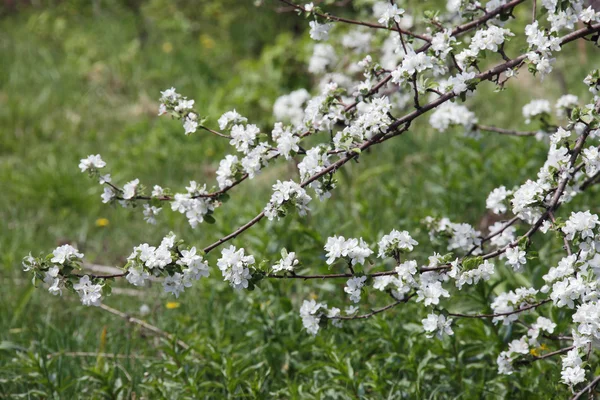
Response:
[79,154,106,172]
[422,313,454,339]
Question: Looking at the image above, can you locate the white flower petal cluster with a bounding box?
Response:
[377,229,418,258]
[417,280,450,306]
[422,313,454,339]
[527,316,557,344]
[344,276,367,303]
[230,124,260,154]
[43,265,62,296]
[158,87,199,135]
[272,123,300,160]
[562,211,599,241]
[447,71,476,95]
[79,154,106,173]
[73,275,103,306]
[309,21,332,41]
[218,109,247,131]
[431,29,456,58]
[450,259,495,289]
[505,247,527,272]
[51,244,84,265]
[216,154,240,190]
[448,223,482,254]
[486,186,512,214]
[334,97,393,150]
[561,348,586,386]
[308,44,337,74]
[490,287,539,325]
[377,3,404,26]
[488,221,516,248]
[522,99,551,124]
[217,245,254,290]
[272,250,299,272]
[429,102,477,133]
[101,186,117,203]
[264,180,312,220]
[298,145,330,181]
[555,94,578,117]
[391,50,434,84]
[143,204,161,225]
[273,89,310,126]
[170,182,215,228]
[300,299,325,335]
[324,235,374,266]
[122,178,140,200]
[582,147,600,177]
[511,179,544,223]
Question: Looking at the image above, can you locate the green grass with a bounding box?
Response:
[1,1,600,398]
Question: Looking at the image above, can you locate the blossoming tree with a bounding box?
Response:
[21,0,600,396]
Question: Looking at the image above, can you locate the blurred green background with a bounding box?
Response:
[1,0,599,398]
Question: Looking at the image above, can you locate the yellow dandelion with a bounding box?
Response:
[166,301,180,309]
[95,218,109,227]
[162,42,173,54]
[199,34,215,49]
[530,348,540,357]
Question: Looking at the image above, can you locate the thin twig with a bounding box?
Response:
[447,299,551,319]
[571,375,600,400]
[99,304,192,352]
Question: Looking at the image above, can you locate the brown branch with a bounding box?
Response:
[99,304,193,352]
[476,124,539,137]
[571,375,600,400]
[277,0,431,42]
[328,294,415,320]
[447,299,551,319]
[199,125,230,139]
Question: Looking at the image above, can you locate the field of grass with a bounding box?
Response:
[1,1,600,398]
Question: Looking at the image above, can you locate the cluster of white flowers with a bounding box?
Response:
[218,109,247,130]
[324,235,373,266]
[377,3,404,26]
[486,186,512,214]
[505,247,527,272]
[264,180,312,220]
[430,29,456,58]
[170,182,216,228]
[429,102,477,133]
[271,249,299,273]
[217,246,254,290]
[522,99,551,124]
[308,44,337,74]
[555,94,579,118]
[454,26,513,70]
[344,276,367,303]
[230,124,260,154]
[422,313,454,339]
[491,287,539,325]
[334,97,393,150]
[273,89,310,127]
[126,234,176,284]
[391,49,435,84]
[377,229,418,258]
[309,21,332,41]
[78,154,106,173]
[73,275,103,306]
[449,259,495,289]
[158,87,200,135]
